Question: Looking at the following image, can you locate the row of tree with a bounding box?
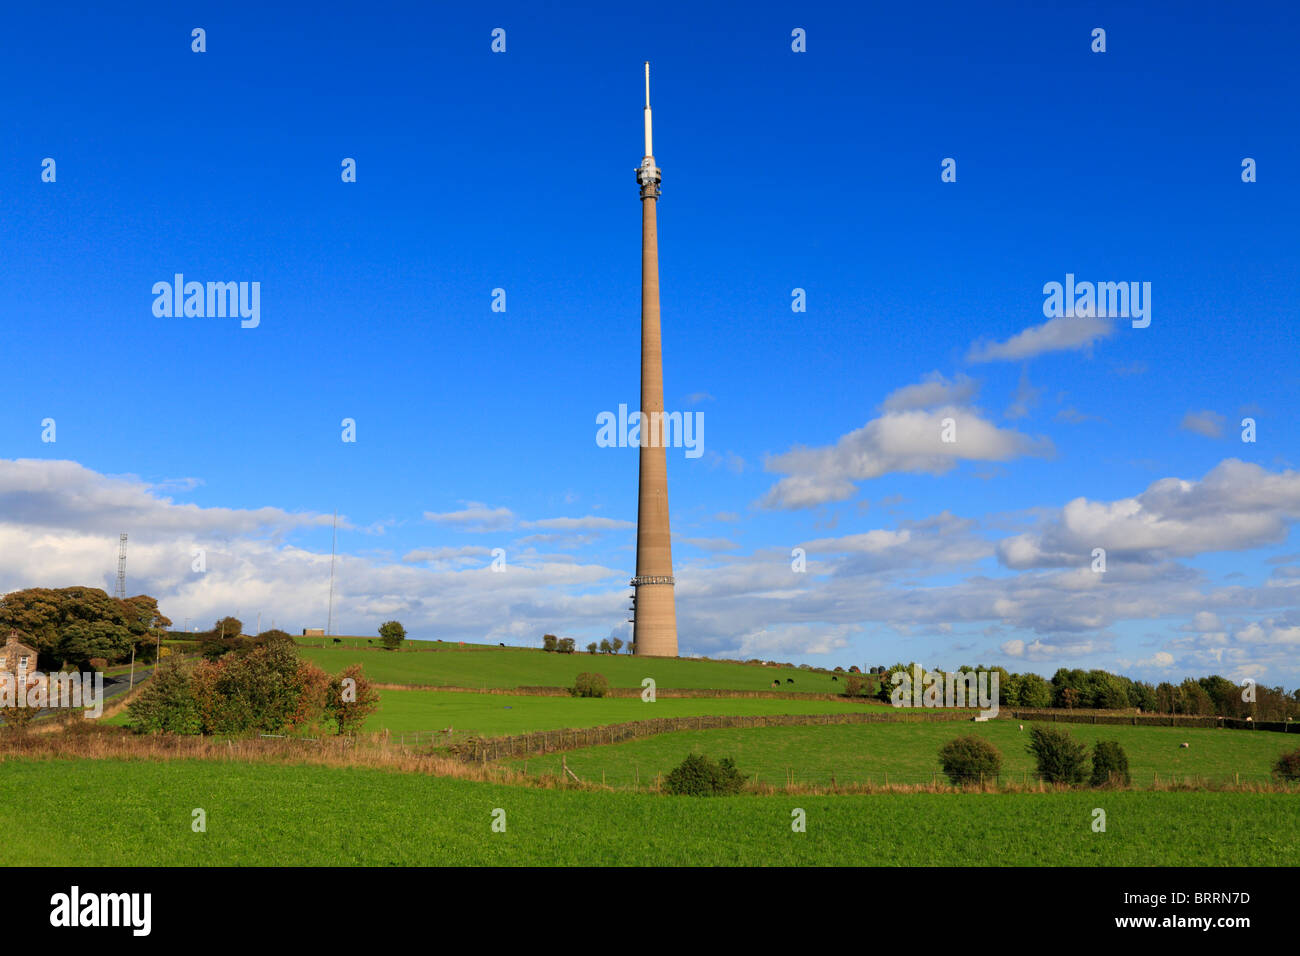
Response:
[871,662,1300,720]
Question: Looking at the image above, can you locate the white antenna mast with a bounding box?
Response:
[643,61,653,157]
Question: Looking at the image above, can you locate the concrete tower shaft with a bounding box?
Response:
[632,61,678,658]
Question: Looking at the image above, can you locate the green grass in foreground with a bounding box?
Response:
[299,643,852,694]
[2,759,1295,866]
[510,720,1299,786]
[362,689,888,736]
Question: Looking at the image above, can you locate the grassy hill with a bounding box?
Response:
[4,758,1296,866]
[298,641,858,694]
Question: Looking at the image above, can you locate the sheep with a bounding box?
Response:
[1019,724,1024,731]
[1180,742,1190,748]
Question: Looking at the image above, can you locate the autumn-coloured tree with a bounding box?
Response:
[327,664,380,735]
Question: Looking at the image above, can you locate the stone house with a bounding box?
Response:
[0,630,44,694]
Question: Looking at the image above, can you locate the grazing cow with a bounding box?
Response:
[786,678,794,684]
[1180,742,1190,748]
[772,680,780,688]
[831,676,838,682]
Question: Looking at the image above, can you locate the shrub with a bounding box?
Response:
[1027,725,1089,784]
[938,735,1003,785]
[663,753,746,796]
[127,660,203,735]
[1090,740,1132,787]
[571,672,609,698]
[87,657,108,672]
[1274,747,1300,782]
[843,674,870,697]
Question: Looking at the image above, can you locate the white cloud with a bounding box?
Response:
[967,316,1115,363]
[997,459,1300,569]
[760,407,1053,509]
[880,372,979,411]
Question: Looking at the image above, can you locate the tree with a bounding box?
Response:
[1027,725,1089,785]
[938,735,1003,785]
[542,634,558,653]
[586,642,598,655]
[1177,678,1214,715]
[611,638,624,654]
[599,639,612,654]
[0,586,170,669]
[327,664,380,735]
[556,638,575,654]
[378,620,406,651]
[1011,672,1053,709]
[1090,740,1131,787]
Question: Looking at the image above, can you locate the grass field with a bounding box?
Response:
[361,689,889,736]
[298,643,853,693]
[510,719,1300,786]
[2,758,1295,866]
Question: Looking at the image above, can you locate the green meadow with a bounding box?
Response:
[510,719,1300,787]
[297,642,852,694]
[2,759,1295,866]
[362,688,888,737]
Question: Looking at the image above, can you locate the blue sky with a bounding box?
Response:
[2,1,1298,686]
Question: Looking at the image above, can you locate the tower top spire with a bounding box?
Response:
[643,61,653,158]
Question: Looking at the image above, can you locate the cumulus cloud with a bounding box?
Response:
[880,372,979,411]
[997,459,1300,569]
[759,408,1053,509]
[967,316,1115,363]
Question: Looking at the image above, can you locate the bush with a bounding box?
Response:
[938,735,1003,785]
[127,660,203,735]
[1090,740,1132,787]
[663,753,746,796]
[1274,747,1300,782]
[571,672,609,698]
[843,674,870,698]
[1027,725,1090,784]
